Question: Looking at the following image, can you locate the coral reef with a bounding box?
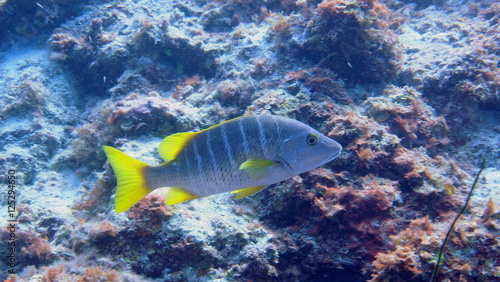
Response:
[365,86,450,150]
[397,0,500,157]
[49,1,217,95]
[285,68,351,104]
[1,0,499,281]
[0,0,91,43]
[296,0,403,84]
[106,92,202,136]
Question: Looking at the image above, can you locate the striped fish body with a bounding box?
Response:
[103,115,342,213]
[147,115,300,196]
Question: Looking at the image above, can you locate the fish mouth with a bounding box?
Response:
[320,150,342,165]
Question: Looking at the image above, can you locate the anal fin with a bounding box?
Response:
[231,185,268,200]
[166,187,200,205]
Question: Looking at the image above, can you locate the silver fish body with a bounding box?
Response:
[103,115,342,213]
[146,115,342,196]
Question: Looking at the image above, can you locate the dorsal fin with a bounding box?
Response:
[158,132,198,162]
[158,115,251,162]
[200,115,249,133]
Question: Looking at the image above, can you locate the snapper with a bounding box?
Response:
[103,115,342,213]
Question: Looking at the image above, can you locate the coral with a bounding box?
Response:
[365,86,450,150]
[49,1,217,96]
[311,174,400,225]
[250,57,270,77]
[391,146,468,194]
[246,89,302,117]
[37,265,121,282]
[270,14,293,41]
[0,0,90,42]
[0,80,46,119]
[22,236,53,263]
[397,0,500,144]
[369,204,500,281]
[173,75,203,100]
[201,5,240,33]
[49,29,129,94]
[295,0,402,84]
[17,204,34,223]
[0,48,79,191]
[78,267,121,282]
[325,87,468,195]
[126,193,173,233]
[51,112,115,173]
[1,0,498,281]
[72,172,114,215]
[481,198,498,229]
[43,265,65,282]
[368,217,438,281]
[107,92,202,136]
[285,68,350,104]
[215,78,255,108]
[86,221,120,241]
[326,108,401,173]
[0,226,54,267]
[251,172,401,280]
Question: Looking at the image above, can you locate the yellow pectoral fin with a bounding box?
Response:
[102,146,152,213]
[239,159,277,181]
[158,132,198,162]
[231,185,268,200]
[166,187,200,205]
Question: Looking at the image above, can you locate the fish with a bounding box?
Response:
[103,115,342,213]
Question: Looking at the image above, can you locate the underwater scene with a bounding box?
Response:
[1,0,499,281]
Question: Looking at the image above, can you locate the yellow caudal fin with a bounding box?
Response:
[102,146,152,213]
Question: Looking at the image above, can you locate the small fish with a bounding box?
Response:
[103,115,342,213]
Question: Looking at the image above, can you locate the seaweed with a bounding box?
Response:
[431,158,487,281]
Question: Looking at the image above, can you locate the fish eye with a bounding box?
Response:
[306,133,319,146]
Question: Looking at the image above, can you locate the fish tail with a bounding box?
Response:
[102,146,152,213]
